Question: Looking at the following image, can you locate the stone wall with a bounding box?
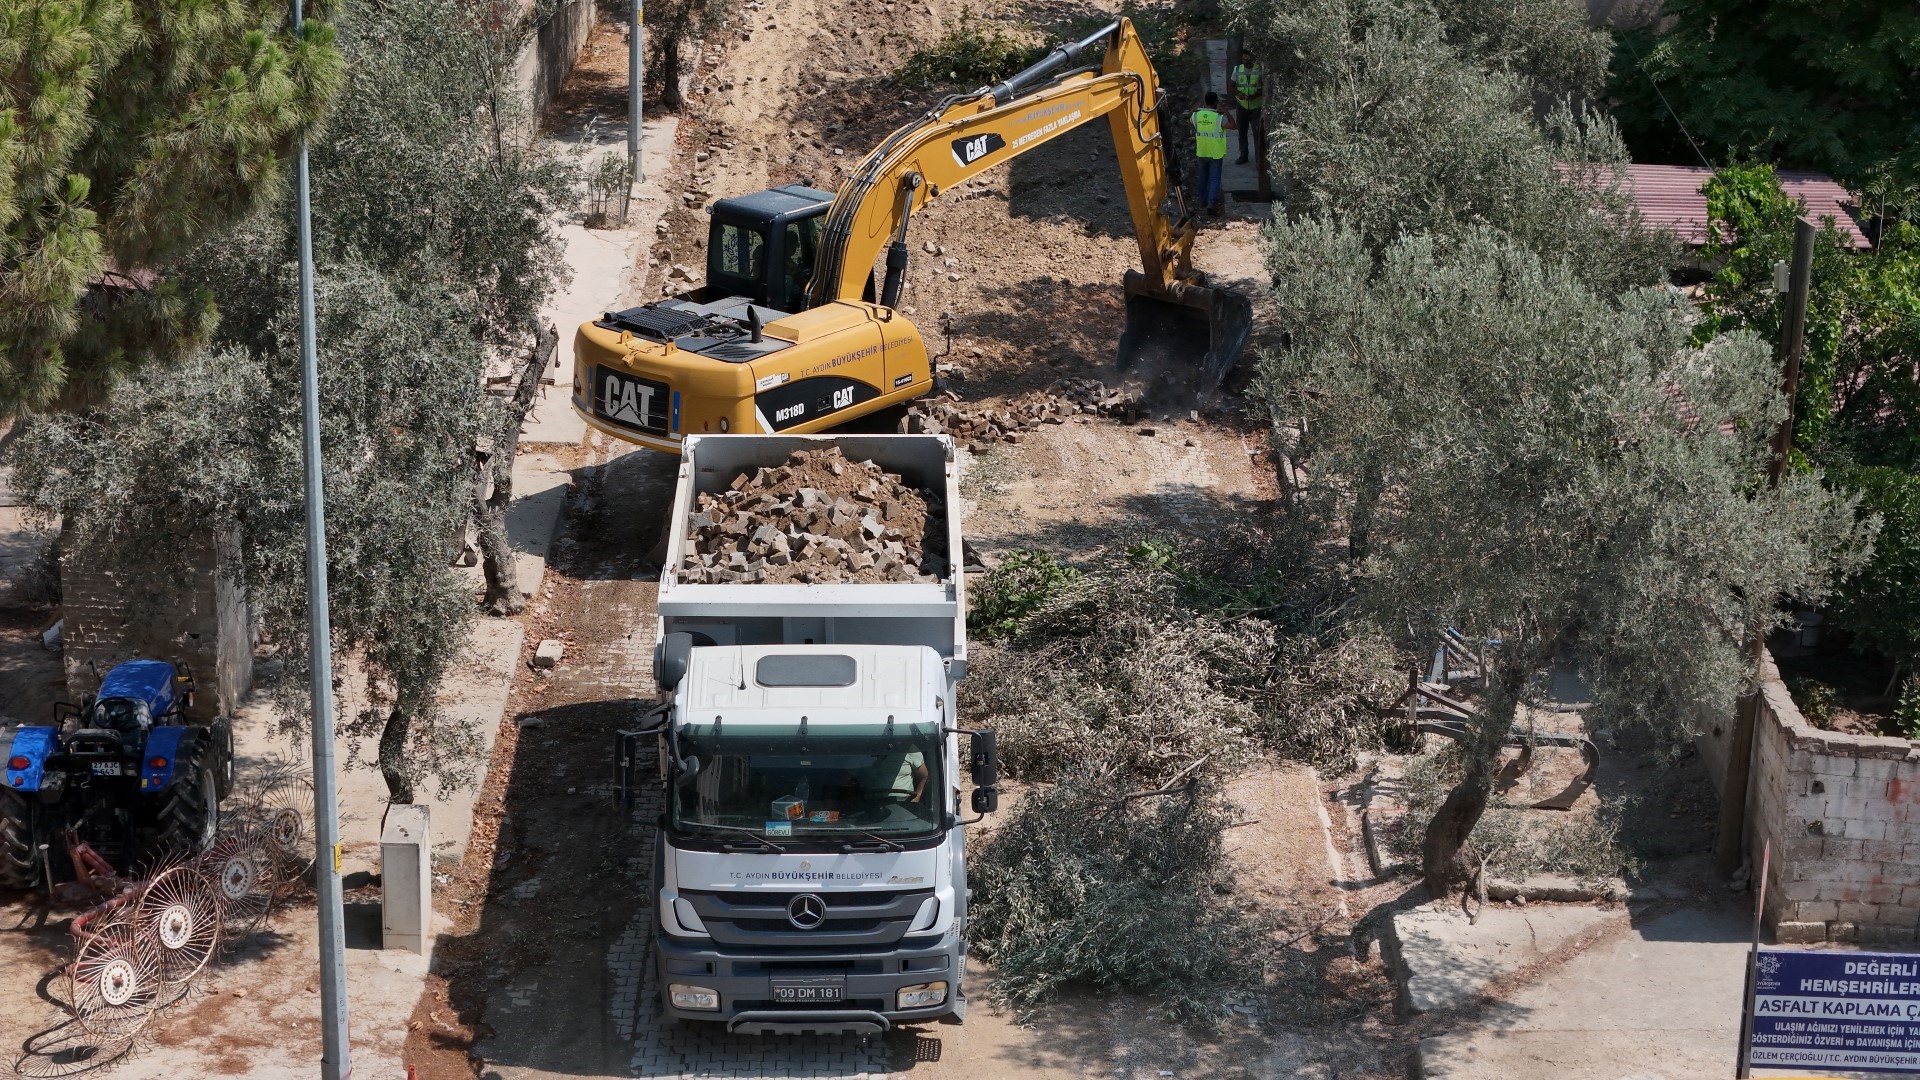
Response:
[1731,650,1920,944]
[512,0,595,124]
[62,530,252,721]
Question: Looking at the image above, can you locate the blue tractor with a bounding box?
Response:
[0,660,233,889]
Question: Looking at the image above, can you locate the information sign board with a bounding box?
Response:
[1749,948,1920,1074]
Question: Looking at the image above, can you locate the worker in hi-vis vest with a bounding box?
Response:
[1192,91,1235,216]
[1231,48,1265,165]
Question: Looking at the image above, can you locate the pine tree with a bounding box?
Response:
[0,1,342,414]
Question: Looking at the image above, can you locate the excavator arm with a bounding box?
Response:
[807,20,1251,390]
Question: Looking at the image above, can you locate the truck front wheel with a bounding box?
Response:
[0,785,40,889]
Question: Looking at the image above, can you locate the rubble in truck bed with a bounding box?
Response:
[902,377,1149,446]
[678,447,948,584]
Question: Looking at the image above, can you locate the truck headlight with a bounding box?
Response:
[669,984,720,1011]
[897,981,948,1009]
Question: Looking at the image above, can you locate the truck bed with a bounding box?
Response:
[658,435,966,667]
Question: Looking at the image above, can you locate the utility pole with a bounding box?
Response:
[291,1,352,1076]
[629,0,645,190]
[1714,216,1816,879]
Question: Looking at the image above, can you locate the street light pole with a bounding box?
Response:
[291,2,352,1077]
[629,0,645,188]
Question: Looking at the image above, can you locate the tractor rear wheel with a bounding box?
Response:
[0,785,39,889]
[154,741,220,859]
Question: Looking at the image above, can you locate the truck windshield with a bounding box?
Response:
[673,729,943,842]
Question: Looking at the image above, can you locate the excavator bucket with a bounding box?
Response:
[1117,272,1254,399]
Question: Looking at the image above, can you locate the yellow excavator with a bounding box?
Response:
[572,18,1252,451]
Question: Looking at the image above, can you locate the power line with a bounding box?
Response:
[1618,35,1712,171]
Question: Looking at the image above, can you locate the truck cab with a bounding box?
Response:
[649,641,972,1033]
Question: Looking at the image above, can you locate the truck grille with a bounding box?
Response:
[680,889,933,949]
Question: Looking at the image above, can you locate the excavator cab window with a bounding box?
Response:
[709,222,767,300]
[782,217,822,312]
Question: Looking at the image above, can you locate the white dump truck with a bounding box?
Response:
[614,433,996,1036]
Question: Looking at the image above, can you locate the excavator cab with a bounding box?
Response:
[699,185,837,313]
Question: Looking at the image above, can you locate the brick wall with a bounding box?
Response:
[62,529,253,721]
[1737,650,1920,944]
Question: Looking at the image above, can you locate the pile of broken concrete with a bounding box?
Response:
[676,447,947,584]
[902,378,1148,445]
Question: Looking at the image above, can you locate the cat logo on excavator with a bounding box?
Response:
[572,18,1252,454]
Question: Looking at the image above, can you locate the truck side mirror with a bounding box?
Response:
[655,633,694,693]
[675,755,702,788]
[969,730,998,814]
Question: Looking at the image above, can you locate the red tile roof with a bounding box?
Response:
[1616,164,1872,250]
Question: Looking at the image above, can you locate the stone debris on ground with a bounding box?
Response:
[903,377,1148,445]
[677,447,947,584]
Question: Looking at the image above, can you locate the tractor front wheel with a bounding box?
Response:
[0,785,40,889]
[154,743,220,859]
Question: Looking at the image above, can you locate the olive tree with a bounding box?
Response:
[1256,218,1871,888]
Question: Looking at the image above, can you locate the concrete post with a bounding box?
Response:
[381,805,432,954]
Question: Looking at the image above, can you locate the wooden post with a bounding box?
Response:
[1715,218,1815,878]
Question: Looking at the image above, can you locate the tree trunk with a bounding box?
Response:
[659,27,685,110]
[378,705,415,805]
[478,452,520,615]
[1349,466,1381,564]
[1420,660,1528,892]
[474,321,558,617]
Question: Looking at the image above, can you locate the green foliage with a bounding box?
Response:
[1785,677,1843,731]
[1234,0,1611,101]
[1696,164,1865,458]
[968,774,1267,1025]
[960,532,1400,782]
[1695,166,1920,671]
[1239,0,1673,299]
[0,0,344,414]
[650,0,739,109]
[1606,1,1920,199]
[190,0,576,359]
[1255,218,1871,882]
[1896,678,1920,741]
[968,548,1081,640]
[900,7,1043,89]
[1831,466,1920,671]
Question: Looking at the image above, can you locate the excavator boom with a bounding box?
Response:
[809,20,1251,389]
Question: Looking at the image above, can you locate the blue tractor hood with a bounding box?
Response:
[96,660,178,715]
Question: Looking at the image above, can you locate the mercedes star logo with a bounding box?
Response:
[787,893,827,930]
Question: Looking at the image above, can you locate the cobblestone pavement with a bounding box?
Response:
[473,446,892,1080]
